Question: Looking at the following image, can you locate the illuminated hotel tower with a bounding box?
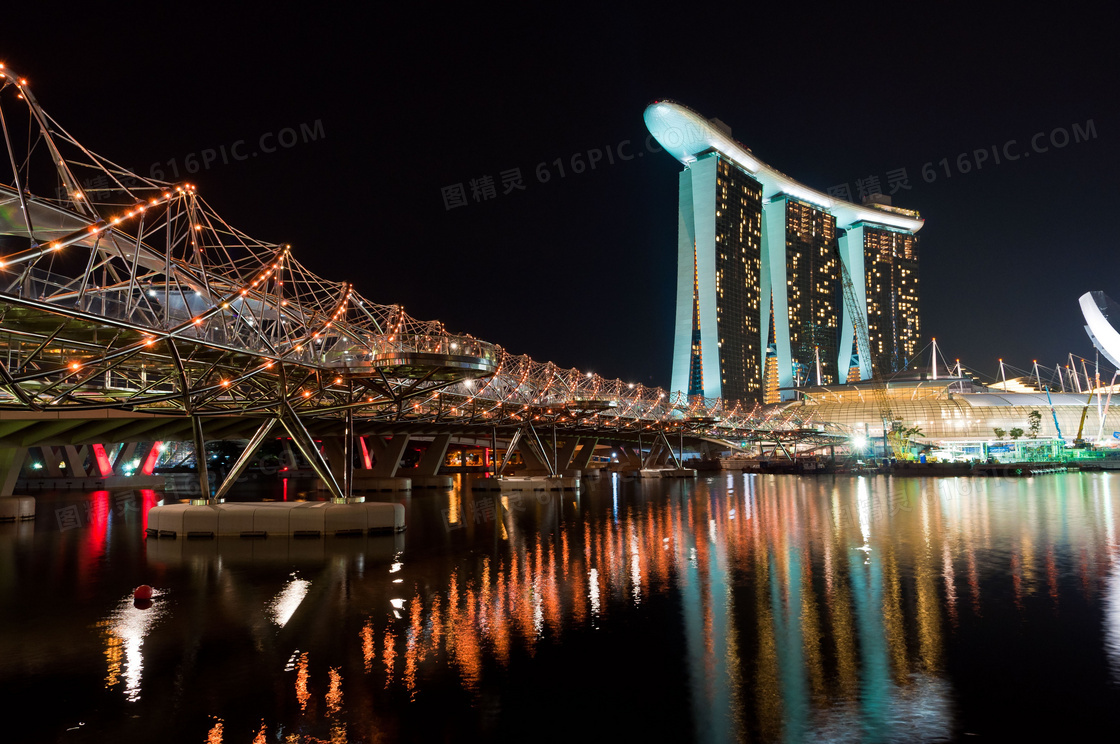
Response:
[645,100,924,403]
[678,151,763,402]
[861,220,921,375]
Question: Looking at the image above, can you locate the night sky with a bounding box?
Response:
[4,8,1117,389]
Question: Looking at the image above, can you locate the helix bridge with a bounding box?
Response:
[0,64,826,498]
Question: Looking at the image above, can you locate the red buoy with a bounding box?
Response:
[133,584,153,601]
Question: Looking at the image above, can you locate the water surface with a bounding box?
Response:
[3,472,1120,742]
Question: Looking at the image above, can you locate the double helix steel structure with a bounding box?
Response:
[0,64,820,498]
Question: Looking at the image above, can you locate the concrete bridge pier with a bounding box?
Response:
[412,434,453,489]
[0,447,28,498]
[551,437,582,478]
[112,442,159,476]
[351,434,412,492]
[38,447,64,478]
[15,442,165,491]
[62,445,91,476]
[643,440,669,469]
[516,437,553,477]
[571,438,599,476]
[617,445,643,474]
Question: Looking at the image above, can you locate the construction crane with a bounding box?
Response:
[834,241,903,459]
[1074,390,1094,447]
[1043,385,1064,444]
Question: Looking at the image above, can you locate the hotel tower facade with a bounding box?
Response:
[644,101,925,405]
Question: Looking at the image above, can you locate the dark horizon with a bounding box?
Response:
[3,8,1117,391]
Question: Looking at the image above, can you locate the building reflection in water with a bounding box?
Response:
[342,475,1118,740]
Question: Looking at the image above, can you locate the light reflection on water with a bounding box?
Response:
[98,589,168,702]
[3,473,1120,741]
[268,576,311,628]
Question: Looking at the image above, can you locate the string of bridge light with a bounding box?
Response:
[65,244,293,382]
[0,186,192,271]
[0,75,744,427]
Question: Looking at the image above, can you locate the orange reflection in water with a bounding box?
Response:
[326,667,343,716]
[360,620,375,673]
[340,475,1120,741]
[295,652,310,711]
[381,628,395,688]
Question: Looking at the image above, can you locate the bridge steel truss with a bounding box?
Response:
[0,65,818,499]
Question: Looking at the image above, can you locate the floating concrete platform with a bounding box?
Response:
[497,476,579,491]
[0,496,35,521]
[16,475,165,491]
[625,468,697,478]
[147,530,405,565]
[324,473,412,492]
[467,475,579,492]
[145,501,405,539]
[0,520,33,541]
[410,475,454,489]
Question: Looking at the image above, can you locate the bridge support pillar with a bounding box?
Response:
[113,442,140,475]
[214,419,277,503]
[63,445,91,476]
[0,447,27,498]
[343,406,355,501]
[619,445,643,469]
[366,434,411,477]
[279,403,344,500]
[699,441,722,459]
[415,434,451,477]
[39,447,63,478]
[644,432,677,468]
[321,427,360,501]
[657,446,672,467]
[571,438,598,470]
[516,439,551,475]
[190,415,212,503]
[113,442,157,476]
[322,437,348,485]
[553,437,581,473]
